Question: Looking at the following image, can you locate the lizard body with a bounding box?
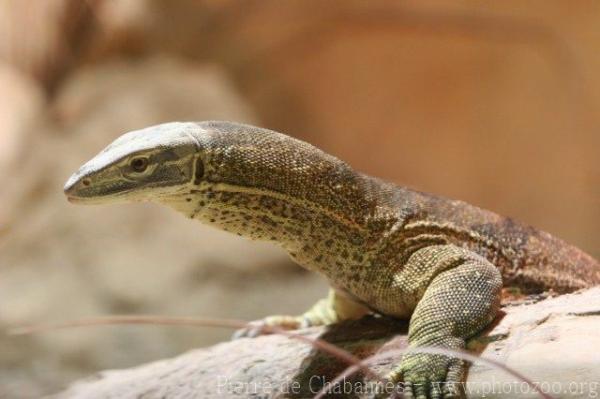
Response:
[65,121,600,398]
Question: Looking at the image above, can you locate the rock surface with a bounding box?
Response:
[54,288,600,399]
[2,2,600,398]
[0,57,326,398]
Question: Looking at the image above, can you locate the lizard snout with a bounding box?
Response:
[63,172,92,202]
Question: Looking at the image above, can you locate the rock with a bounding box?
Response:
[0,57,327,398]
[52,287,600,399]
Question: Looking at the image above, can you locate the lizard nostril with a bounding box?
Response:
[82,178,91,187]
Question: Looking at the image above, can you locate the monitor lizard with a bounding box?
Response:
[64,121,600,399]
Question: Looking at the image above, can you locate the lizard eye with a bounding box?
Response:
[130,157,149,173]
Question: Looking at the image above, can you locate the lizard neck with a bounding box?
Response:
[158,121,394,278]
[162,178,373,276]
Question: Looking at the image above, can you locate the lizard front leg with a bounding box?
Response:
[232,288,370,338]
[390,244,502,399]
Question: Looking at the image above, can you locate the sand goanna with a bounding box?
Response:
[64,121,600,398]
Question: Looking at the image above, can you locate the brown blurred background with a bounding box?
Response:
[0,1,598,397]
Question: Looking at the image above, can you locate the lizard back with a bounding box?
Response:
[369,178,600,293]
[198,121,599,294]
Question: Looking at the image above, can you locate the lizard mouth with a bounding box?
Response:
[66,195,82,204]
[65,194,117,205]
[65,188,138,205]
[64,169,140,204]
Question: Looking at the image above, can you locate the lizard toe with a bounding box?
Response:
[231,321,267,339]
[414,380,429,399]
[442,358,464,398]
[402,381,414,399]
[231,315,303,340]
[389,351,464,399]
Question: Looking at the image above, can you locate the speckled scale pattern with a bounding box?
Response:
[198,121,377,225]
[79,121,599,399]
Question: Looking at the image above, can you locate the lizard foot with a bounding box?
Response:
[389,351,465,399]
[232,289,366,339]
[231,315,309,339]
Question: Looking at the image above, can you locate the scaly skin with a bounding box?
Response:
[64,121,600,398]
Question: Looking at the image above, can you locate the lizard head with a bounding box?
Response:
[64,122,203,205]
[65,121,365,244]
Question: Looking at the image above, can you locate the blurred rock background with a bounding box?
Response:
[0,1,598,397]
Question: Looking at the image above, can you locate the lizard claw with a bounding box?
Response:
[231,320,270,339]
[231,315,304,340]
[389,352,464,399]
